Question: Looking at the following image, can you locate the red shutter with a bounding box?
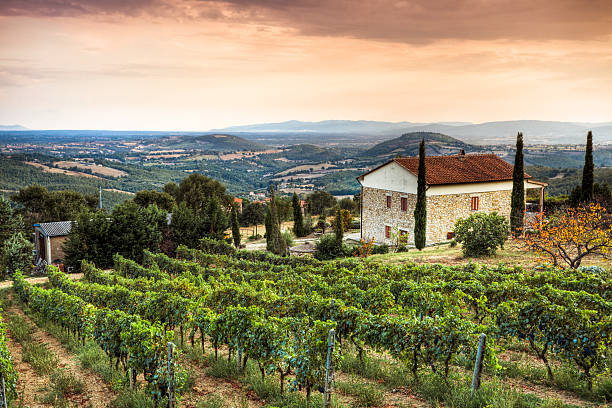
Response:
[386,195,391,208]
[471,196,479,211]
[385,225,391,238]
[401,197,407,212]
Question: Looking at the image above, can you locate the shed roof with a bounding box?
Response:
[359,153,530,186]
[35,221,72,237]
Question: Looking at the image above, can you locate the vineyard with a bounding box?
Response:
[0,241,611,407]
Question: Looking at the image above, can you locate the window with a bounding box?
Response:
[399,229,408,243]
[386,195,392,208]
[401,197,408,212]
[385,225,391,238]
[471,196,479,211]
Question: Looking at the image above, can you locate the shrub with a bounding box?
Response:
[371,243,389,255]
[199,238,236,256]
[281,230,295,248]
[454,212,509,257]
[314,234,352,260]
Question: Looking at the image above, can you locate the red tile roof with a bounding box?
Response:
[390,154,530,185]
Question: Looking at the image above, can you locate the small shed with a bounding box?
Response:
[33,221,72,264]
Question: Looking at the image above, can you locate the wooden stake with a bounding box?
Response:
[471,333,487,396]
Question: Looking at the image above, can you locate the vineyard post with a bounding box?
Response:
[129,368,134,390]
[471,333,487,396]
[323,328,335,408]
[168,342,176,408]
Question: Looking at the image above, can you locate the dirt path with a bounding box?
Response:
[0,273,83,289]
[6,300,114,407]
[179,356,264,408]
[4,329,50,407]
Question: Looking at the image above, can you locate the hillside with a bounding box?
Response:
[278,144,345,161]
[361,131,475,158]
[176,133,269,151]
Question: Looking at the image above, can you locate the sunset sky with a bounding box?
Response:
[1,0,612,130]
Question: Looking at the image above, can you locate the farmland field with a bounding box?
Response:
[1,243,611,407]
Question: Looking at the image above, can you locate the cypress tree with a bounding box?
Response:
[231,206,241,248]
[581,130,594,202]
[292,193,305,237]
[266,187,287,256]
[334,206,344,245]
[510,132,525,236]
[413,139,427,250]
[264,205,272,249]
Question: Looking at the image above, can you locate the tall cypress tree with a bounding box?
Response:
[231,206,241,248]
[581,130,594,203]
[266,186,287,256]
[292,193,305,237]
[413,139,427,250]
[510,132,525,236]
[334,205,344,245]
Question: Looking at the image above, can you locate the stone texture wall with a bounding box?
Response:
[50,236,67,263]
[426,189,511,244]
[361,187,416,244]
[362,186,512,245]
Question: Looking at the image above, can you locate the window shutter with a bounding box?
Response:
[386,195,392,208]
[385,225,391,238]
[401,197,407,212]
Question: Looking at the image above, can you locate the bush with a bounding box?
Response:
[314,234,352,260]
[281,230,295,248]
[371,244,389,254]
[199,238,236,256]
[454,212,509,257]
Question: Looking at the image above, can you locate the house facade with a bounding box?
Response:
[34,221,72,264]
[357,152,546,245]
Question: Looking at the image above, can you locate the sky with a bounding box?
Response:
[1,0,612,130]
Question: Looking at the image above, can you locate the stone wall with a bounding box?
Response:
[50,236,67,263]
[361,187,416,244]
[362,186,512,245]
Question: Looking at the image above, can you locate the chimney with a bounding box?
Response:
[458,149,465,161]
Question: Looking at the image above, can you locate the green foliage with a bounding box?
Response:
[281,230,294,248]
[306,190,337,215]
[0,313,18,402]
[0,196,25,249]
[64,201,166,270]
[414,139,427,250]
[334,206,344,244]
[170,201,206,251]
[314,233,352,260]
[510,132,525,236]
[1,232,33,277]
[582,131,594,202]
[12,184,97,224]
[177,173,232,213]
[240,202,266,231]
[133,190,176,211]
[454,212,509,257]
[202,197,229,240]
[266,187,287,256]
[292,193,307,237]
[200,237,237,256]
[231,206,241,248]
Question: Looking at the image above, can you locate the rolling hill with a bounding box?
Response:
[175,133,269,152]
[360,132,477,158]
[278,144,345,161]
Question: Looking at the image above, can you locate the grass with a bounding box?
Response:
[335,378,385,408]
[415,372,580,408]
[205,354,241,381]
[366,240,611,269]
[110,390,156,408]
[338,350,410,389]
[40,368,86,405]
[22,341,58,375]
[7,314,32,343]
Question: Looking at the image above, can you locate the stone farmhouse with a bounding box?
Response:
[357,152,547,245]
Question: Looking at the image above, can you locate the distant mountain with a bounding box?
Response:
[211,120,612,145]
[212,120,429,134]
[278,144,344,161]
[177,133,269,151]
[0,125,28,130]
[361,132,477,158]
